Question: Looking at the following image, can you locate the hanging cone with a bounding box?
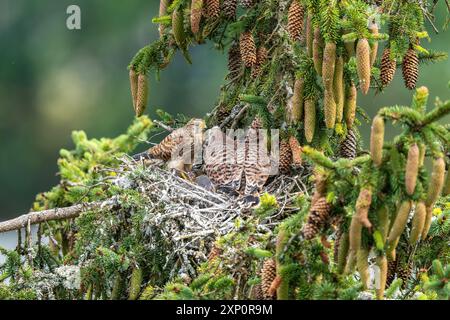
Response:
[380,48,396,87]
[223,0,238,20]
[357,248,370,290]
[159,0,172,37]
[289,136,303,167]
[302,197,331,240]
[135,74,148,117]
[323,89,336,129]
[261,259,277,300]
[355,188,373,229]
[304,98,316,143]
[425,157,445,207]
[397,263,413,288]
[402,48,419,90]
[251,46,268,78]
[129,68,138,110]
[228,42,242,78]
[344,83,357,129]
[313,28,323,76]
[405,143,419,195]
[191,0,204,35]
[334,56,344,123]
[288,0,305,41]
[370,115,385,167]
[206,0,220,19]
[369,22,379,66]
[240,31,257,67]
[376,255,388,300]
[289,78,304,123]
[356,38,371,94]
[172,8,186,49]
[279,140,293,175]
[421,205,433,240]
[339,129,357,159]
[322,42,336,90]
[386,259,398,287]
[410,201,426,244]
[387,200,412,245]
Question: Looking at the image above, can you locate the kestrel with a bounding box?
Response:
[203,117,271,195]
[133,118,206,172]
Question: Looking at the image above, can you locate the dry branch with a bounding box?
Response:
[0,201,111,234]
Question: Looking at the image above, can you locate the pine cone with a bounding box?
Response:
[191,0,204,35]
[240,31,257,67]
[344,83,357,129]
[302,197,331,240]
[279,140,293,175]
[402,48,419,90]
[135,74,148,117]
[369,22,379,66]
[172,8,186,49]
[261,259,277,300]
[304,98,316,143]
[289,135,302,167]
[250,284,264,300]
[288,0,305,41]
[251,46,268,78]
[397,263,412,288]
[386,259,398,287]
[223,0,238,20]
[228,42,242,78]
[240,0,255,9]
[206,0,220,19]
[380,48,396,87]
[129,68,138,110]
[356,38,371,94]
[340,129,357,159]
[159,0,172,37]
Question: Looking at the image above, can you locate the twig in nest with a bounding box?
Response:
[153,120,174,132]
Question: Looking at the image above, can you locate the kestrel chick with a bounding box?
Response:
[134,118,206,168]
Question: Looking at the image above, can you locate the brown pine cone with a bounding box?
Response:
[402,48,419,90]
[288,0,305,41]
[386,259,398,287]
[223,0,238,20]
[191,0,204,35]
[250,284,264,300]
[205,0,220,19]
[251,46,268,78]
[302,197,331,240]
[261,259,277,300]
[380,48,396,87]
[279,140,293,175]
[397,263,412,288]
[340,129,358,159]
[228,42,242,78]
[240,31,257,67]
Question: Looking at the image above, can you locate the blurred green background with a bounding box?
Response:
[0,1,448,221]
